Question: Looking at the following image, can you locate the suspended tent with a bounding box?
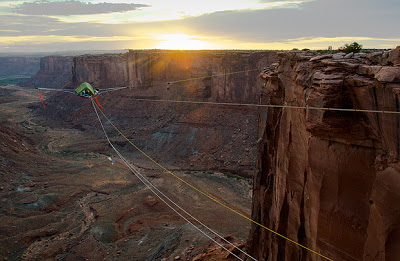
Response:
[75,82,97,98]
[74,82,103,107]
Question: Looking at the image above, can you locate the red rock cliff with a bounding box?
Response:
[126,50,271,103]
[248,47,400,260]
[25,56,73,88]
[44,50,277,177]
[0,57,40,77]
[72,53,128,88]
[70,50,276,102]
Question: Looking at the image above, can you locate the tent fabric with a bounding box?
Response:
[75,82,95,96]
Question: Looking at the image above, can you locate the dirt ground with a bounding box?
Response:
[0,85,253,261]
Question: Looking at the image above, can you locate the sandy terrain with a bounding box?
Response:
[0,85,253,260]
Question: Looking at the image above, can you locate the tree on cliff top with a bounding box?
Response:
[339,42,363,53]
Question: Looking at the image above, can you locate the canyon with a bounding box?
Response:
[2,47,400,260]
[41,50,278,177]
[0,57,40,77]
[23,56,74,89]
[248,47,400,261]
[1,50,277,260]
[0,82,253,261]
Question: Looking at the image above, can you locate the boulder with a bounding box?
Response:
[367,51,384,64]
[143,195,158,207]
[354,52,367,59]
[344,52,354,59]
[388,46,400,65]
[375,67,400,82]
[309,54,332,62]
[332,53,346,59]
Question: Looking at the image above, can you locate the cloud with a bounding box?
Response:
[0,14,119,36]
[13,0,150,16]
[173,0,400,43]
[0,38,153,52]
[1,0,399,52]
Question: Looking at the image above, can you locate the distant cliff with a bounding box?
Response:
[72,53,128,88]
[248,47,400,260]
[42,50,277,176]
[0,57,40,77]
[125,50,270,103]
[24,56,73,88]
[70,50,275,103]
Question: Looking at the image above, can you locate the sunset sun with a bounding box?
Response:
[156,34,212,50]
[1,0,399,260]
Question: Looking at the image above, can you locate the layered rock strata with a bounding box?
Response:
[42,50,278,176]
[248,47,400,260]
[0,57,40,77]
[25,56,73,88]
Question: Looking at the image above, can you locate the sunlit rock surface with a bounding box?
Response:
[248,47,400,260]
[24,56,73,88]
[38,50,278,177]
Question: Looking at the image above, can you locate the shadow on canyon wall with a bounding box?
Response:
[249,47,400,261]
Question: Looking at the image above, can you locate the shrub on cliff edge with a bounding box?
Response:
[339,42,363,53]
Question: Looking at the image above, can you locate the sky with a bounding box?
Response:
[0,0,399,52]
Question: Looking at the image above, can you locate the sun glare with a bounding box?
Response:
[156,34,211,50]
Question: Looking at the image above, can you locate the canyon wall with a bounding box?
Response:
[0,57,40,77]
[72,53,128,88]
[24,56,74,88]
[42,50,277,176]
[125,50,267,103]
[70,50,274,103]
[248,47,400,260]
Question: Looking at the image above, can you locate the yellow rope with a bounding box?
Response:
[94,103,333,261]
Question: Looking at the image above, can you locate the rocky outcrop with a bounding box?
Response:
[24,56,73,88]
[248,47,400,260]
[0,57,40,77]
[72,53,128,88]
[69,50,276,103]
[42,50,277,177]
[126,50,271,103]
[388,46,400,66]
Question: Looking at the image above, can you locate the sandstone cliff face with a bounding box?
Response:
[72,53,128,88]
[25,56,73,88]
[70,50,275,102]
[0,57,40,77]
[126,50,268,103]
[43,50,277,177]
[248,47,400,260]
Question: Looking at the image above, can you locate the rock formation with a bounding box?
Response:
[69,50,275,103]
[0,85,253,261]
[125,50,268,103]
[0,57,40,77]
[41,50,277,177]
[248,46,400,260]
[72,53,128,88]
[24,56,73,88]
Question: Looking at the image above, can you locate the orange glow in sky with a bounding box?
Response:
[0,0,398,52]
[156,34,214,50]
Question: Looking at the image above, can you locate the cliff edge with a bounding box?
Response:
[24,56,73,88]
[0,57,40,77]
[38,50,277,177]
[248,47,400,260]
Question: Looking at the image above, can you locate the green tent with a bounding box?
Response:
[75,82,95,96]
